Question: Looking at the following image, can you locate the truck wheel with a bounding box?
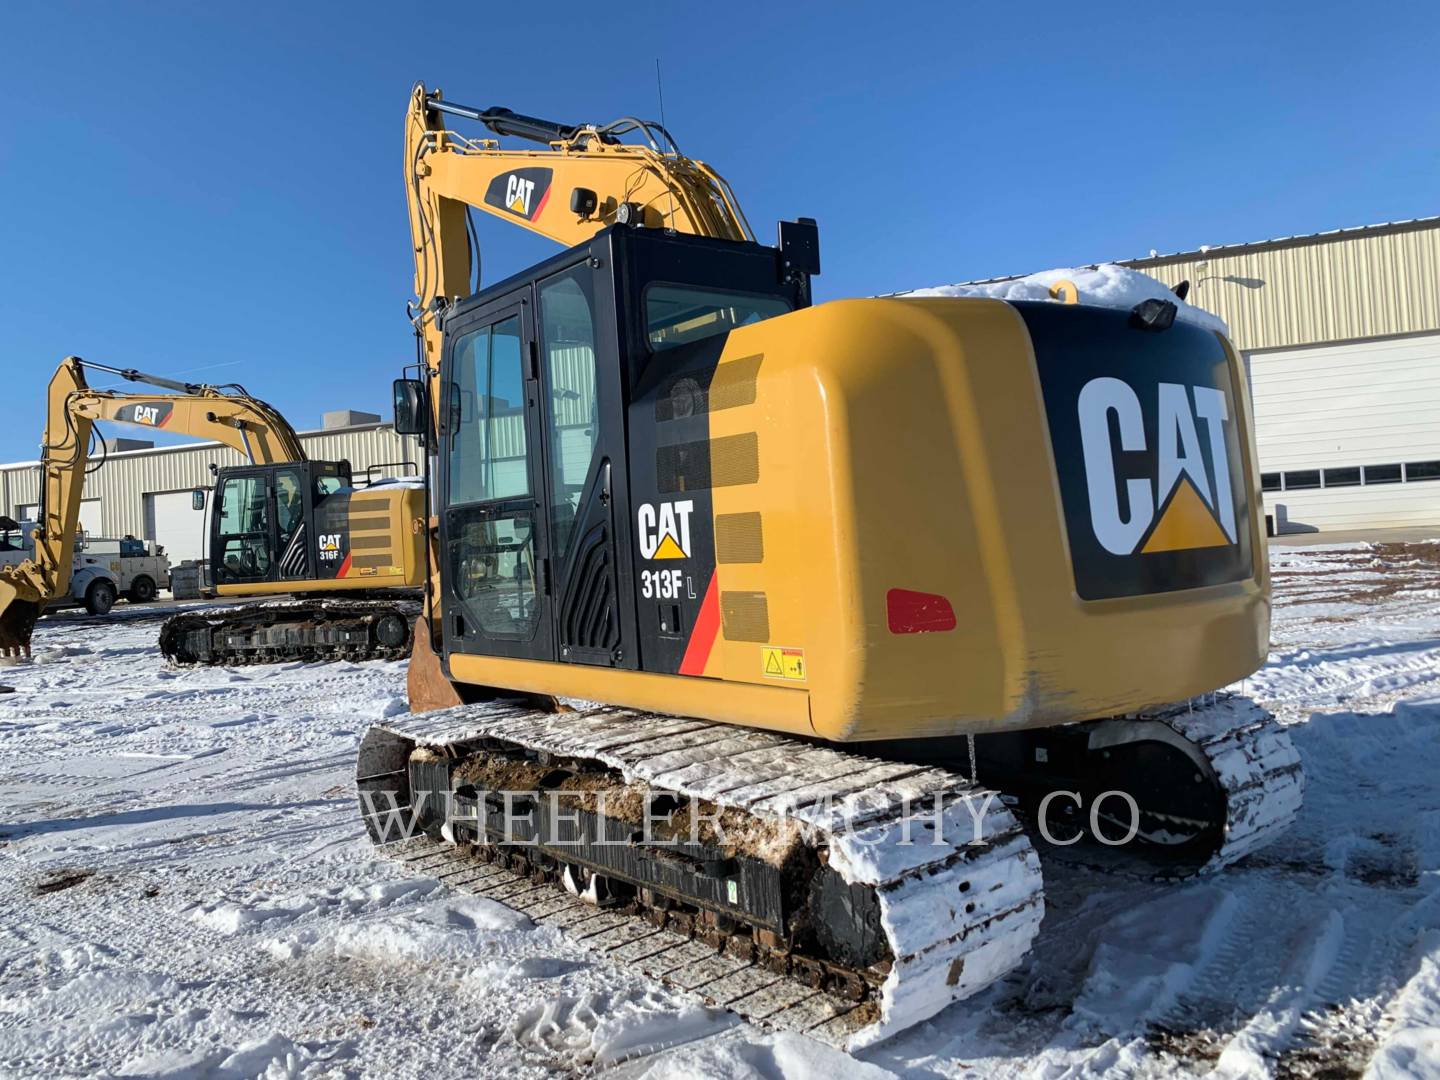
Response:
[85,580,117,616]
[128,576,157,604]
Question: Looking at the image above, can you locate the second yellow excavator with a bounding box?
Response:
[0,357,425,664]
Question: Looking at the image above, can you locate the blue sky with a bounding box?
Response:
[0,2,1435,462]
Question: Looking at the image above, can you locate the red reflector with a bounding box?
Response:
[886,589,957,634]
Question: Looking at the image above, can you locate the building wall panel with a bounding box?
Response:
[1125,222,1440,352]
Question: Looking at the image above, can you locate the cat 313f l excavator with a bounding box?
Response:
[357,85,1304,1049]
[0,357,424,664]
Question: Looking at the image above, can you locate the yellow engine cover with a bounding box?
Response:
[695,296,1268,740]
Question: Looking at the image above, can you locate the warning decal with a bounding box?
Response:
[761,646,806,681]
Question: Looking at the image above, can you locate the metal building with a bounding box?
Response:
[0,413,422,563]
[1120,216,1440,533]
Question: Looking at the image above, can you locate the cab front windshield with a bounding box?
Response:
[645,284,790,352]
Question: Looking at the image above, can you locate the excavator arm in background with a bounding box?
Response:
[0,356,307,655]
[405,82,752,351]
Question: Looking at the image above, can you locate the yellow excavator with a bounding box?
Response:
[353,84,1305,1048]
[0,357,425,664]
[311,83,1297,1048]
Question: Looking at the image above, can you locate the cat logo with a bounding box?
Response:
[318,533,343,562]
[119,402,171,427]
[484,167,553,222]
[1078,377,1238,556]
[505,174,535,215]
[637,500,693,560]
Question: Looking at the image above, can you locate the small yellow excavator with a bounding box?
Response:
[0,357,425,664]
[349,84,1304,1048]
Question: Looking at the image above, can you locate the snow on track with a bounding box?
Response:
[3,544,1440,1078]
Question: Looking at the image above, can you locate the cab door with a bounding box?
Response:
[438,292,556,663]
[273,465,312,580]
[211,469,277,586]
[534,261,636,668]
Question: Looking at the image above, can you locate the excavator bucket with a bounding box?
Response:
[0,575,40,658]
[406,614,464,712]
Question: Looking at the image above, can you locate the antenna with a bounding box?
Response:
[656,58,677,229]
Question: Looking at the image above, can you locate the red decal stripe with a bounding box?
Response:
[531,184,551,220]
[678,572,720,676]
[337,553,352,578]
[886,588,957,634]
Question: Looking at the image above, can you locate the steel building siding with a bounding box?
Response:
[1124,220,1440,352]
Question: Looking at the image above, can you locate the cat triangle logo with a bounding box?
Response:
[1141,477,1231,554]
[653,534,686,560]
[1077,376,1240,557]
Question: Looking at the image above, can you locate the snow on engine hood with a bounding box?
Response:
[903,263,1230,338]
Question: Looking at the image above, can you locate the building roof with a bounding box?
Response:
[922,214,1440,290]
[1122,214,1440,268]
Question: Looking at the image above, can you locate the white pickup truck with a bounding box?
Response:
[0,521,170,614]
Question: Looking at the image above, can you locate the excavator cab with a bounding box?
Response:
[398,222,812,681]
[209,460,352,586]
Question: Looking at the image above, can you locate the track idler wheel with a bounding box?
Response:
[376,613,411,650]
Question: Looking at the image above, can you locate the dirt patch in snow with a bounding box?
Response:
[33,867,96,895]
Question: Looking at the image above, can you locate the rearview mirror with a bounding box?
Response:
[393,378,428,436]
[191,488,206,512]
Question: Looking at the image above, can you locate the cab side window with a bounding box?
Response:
[315,475,345,500]
[539,268,600,561]
[275,470,303,546]
[447,317,529,507]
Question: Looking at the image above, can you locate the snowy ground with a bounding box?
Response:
[3,543,1440,1078]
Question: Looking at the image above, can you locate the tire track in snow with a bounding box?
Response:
[1248,639,1440,712]
[1200,909,1344,1078]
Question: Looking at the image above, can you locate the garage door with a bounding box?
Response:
[144,490,208,563]
[1250,331,1440,532]
[17,499,103,537]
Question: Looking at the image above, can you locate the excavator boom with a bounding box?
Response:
[0,356,305,654]
[405,82,750,348]
[72,360,307,464]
